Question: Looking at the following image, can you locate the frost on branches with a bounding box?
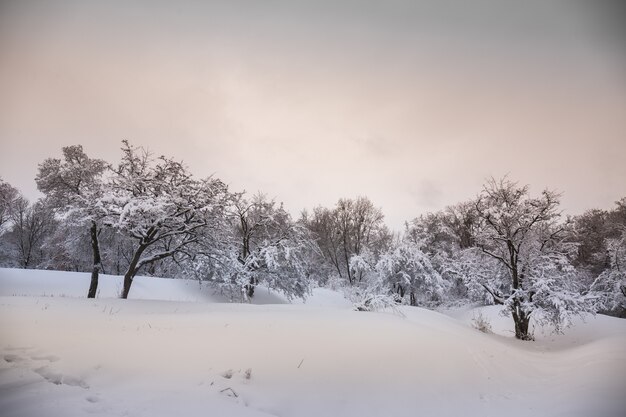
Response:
[406,207,477,303]
[102,141,231,299]
[231,194,312,302]
[472,178,591,340]
[36,145,108,297]
[375,241,447,306]
[590,227,626,314]
[347,240,447,310]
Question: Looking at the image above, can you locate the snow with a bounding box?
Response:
[0,268,287,304]
[1,268,625,417]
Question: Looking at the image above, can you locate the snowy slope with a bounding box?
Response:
[0,268,289,304]
[1,268,625,417]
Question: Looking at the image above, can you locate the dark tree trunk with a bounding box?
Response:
[507,240,532,340]
[512,299,532,340]
[410,291,417,306]
[343,248,353,285]
[121,244,147,299]
[245,276,257,299]
[87,221,101,298]
[396,284,405,298]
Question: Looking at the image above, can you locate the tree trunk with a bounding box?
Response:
[512,300,532,340]
[343,248,353,285]
[410,291,417,306]
[508,244,532,340]
[245,276,257,299]
[396,284,405,298]
[87,221,101,298]
[121,244,147,299]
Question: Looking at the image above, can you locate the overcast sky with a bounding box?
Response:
[1,0,625,229]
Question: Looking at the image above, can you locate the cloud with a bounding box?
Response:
[0,0,624,230]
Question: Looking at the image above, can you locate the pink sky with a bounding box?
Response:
[1,0,625,229]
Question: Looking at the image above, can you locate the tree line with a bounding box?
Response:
[0,142,624,340]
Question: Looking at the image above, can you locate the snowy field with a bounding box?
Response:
[1,268,625,417]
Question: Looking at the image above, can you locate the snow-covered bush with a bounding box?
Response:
[375,241,448,306]
[471,312,493,334]
[590,233,626,315]
[345,276,404,316]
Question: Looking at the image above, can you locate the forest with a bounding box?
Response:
[1,142,624,341]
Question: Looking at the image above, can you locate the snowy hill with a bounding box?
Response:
[1,268,625,417]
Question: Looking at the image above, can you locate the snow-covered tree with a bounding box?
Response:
[345,249,399,313]
[346,238,447,308]
[232,193,313,301]
[473,177,590,340]
[588,198,626,315]
[590,233,626,313]
[374,240,447,306]
[36,145,108,297]
[406,204,479,302]
[103,141,231,299]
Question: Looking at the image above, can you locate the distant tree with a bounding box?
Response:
[337,197,387,284]
[589,198,626,315]
[303,206,344,281]
[590,232,626,315]
[6,198,56,268]
[36,145,108,297]
[103,141,231,299]
[0,178,20,234]
[443,201,478,249]
[407,212,457,253]
[406,204,478,302]
[473,177,590,340]
[571,209,613,275]
[305,196,388,285]
[232,193,313,300]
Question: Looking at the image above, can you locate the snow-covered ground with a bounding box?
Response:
[0,268,625,417]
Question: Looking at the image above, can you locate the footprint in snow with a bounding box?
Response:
[86,395,100,403]
[3,353,26,363]
[34,366,90,389]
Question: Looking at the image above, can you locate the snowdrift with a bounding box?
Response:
[1,268,625,417]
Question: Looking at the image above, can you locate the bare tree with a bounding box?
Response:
[305,197,387,285]
[336,197,386,284]
[8,198,55,268]
[0,178,20,234]
[302,206,344,279]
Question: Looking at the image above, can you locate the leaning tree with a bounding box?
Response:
[103,141,231,299]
